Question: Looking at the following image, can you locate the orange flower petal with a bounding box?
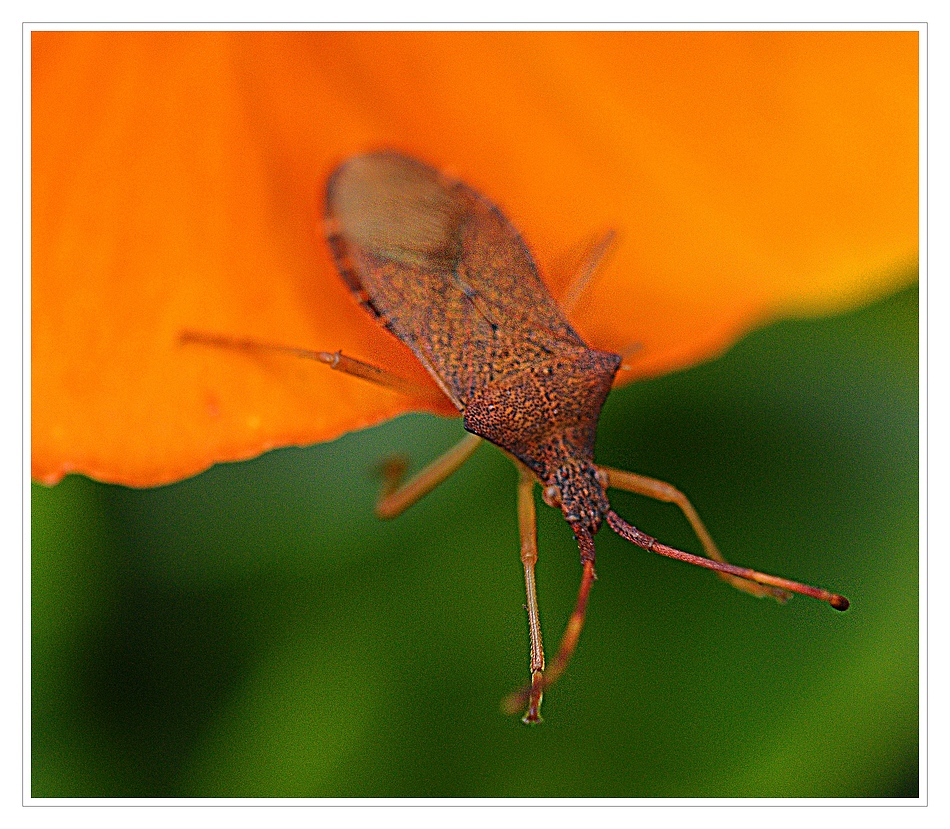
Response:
[31,31,918,487]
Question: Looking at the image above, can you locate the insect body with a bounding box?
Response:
[325,153,620,545]
[322,152,848,721]
[184,151,849,723]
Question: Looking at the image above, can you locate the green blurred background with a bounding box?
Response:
[31,280,918,798]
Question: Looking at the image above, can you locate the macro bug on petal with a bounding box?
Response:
[183,151,849,724]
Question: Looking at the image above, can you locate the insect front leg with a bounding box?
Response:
[598,466,792,602]
[515,463,545,723]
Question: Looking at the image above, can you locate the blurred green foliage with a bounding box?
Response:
[31,280,918,798]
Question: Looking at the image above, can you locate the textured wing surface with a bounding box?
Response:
[325,152,590,408]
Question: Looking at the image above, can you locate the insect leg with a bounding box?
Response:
[503,549,597,719]
[515,463,545,723]
[180,330,447,404]
[598,466,792,602]
[375,433,482,519]
[559,229,617,317]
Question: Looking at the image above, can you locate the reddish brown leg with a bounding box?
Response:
[375,433,482,518]
[559,230,617,317]
[503,529,598,719]
[181,328,477,516]
[598,465,792,602]
[514,464,545,723]
[180,330,448,405]
[555,235,643,372]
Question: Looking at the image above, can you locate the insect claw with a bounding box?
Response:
[521,670,545,724]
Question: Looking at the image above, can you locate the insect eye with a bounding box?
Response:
[542,485,562,508]
[595,468,609,488]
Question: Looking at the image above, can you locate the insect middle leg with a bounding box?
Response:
[181,330,479,516]
[597,466,793,602]
[376,433,482,519]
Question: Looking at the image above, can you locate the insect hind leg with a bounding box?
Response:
[180,330,447,404]
[559,229,617,317]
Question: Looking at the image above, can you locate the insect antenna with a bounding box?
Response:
[503,528,598,721]
[605,511,850,610]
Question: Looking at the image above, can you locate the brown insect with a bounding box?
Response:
[184,151,849,723]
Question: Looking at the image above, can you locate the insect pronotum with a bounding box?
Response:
[183,151,849,724]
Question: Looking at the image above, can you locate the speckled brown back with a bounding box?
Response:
[325,152,621,479]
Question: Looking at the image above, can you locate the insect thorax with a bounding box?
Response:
[462,347,620,534]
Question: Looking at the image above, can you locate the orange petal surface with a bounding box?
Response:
[31,31,918,487]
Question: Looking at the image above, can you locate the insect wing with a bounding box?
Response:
[325,152,589,408]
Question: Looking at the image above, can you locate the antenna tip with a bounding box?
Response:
[830,594,850,611]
